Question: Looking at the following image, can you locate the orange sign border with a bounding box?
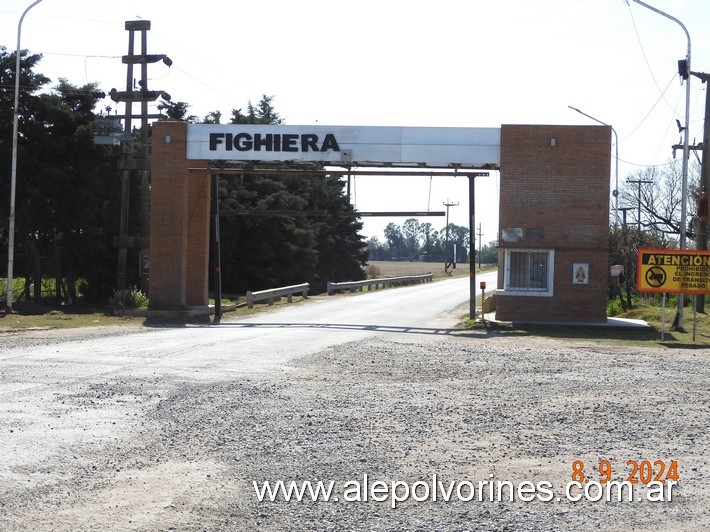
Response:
[637,248,710,294]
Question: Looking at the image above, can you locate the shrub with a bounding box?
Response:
[365,264,382,279]
[109,287,149,309]
[606,298,624,317]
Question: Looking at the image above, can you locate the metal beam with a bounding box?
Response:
[206,167,490,178]
[357,211,445,217]
[219,210,446,217]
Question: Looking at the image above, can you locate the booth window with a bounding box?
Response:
[503,249,554,296]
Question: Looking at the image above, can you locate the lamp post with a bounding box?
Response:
[632,0,691,330]
[6,0,43,312]
[568,106,619,228]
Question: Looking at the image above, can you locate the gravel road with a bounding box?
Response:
[1,295,708,530]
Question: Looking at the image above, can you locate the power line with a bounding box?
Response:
[0,9,122,27]
[617,156,675,167]
[653,86,684,160]
[626,2,678,114]
[42,52,120,59]
[621,73,676,142]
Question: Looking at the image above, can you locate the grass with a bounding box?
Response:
[15,263,703,349]
[0,292,309,331]
[459,299,710,348]
[0,305,146,330]
[0,261,491,331]
[617,299,710,346]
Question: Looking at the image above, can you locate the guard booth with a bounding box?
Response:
[495,125,611,322]
[147,121,611,323]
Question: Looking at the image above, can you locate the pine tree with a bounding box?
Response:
[213,95,367,294]
[1,47,117,302]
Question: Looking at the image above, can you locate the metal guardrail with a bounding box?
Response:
[327,273,433,295]
[246,282,310,308]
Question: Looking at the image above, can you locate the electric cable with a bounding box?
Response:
[621,73,676,142]
[626,2,678,114]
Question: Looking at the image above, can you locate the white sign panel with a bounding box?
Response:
[186,124,500,168]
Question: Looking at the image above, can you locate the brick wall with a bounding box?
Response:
[496,125,611,322]
[149,121,210,309]
[185,167,210,306]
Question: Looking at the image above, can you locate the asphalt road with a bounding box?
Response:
[0,273,495,495]
[2,269,708,531]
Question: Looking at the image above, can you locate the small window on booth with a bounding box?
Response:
[504,249,554,296]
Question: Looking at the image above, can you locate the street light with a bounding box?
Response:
[568,105,619,228]
[6,0,43,312]
[632,0,691,330]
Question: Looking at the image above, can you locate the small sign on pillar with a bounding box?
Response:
[573,263,589,285]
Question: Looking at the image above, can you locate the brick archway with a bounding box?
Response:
[149,121,611,323]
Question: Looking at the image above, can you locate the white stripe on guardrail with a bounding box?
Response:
[327,274,433,295]
[246,283,310,308]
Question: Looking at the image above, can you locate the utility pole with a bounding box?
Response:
[619,206,634,309]
[632,0,691,331]
[477,223,483,270]
[468,176,476,320]
[108,20,171,292]
[465,172,487,320]
[627,178,653,231]
[691,70,710,312]
[443,200,458,275]
[619,207,633,231]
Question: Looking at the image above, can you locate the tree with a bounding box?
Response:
[1,47,120,302]
[478,240,498,264]
[369,220,470,263]
[216,171,366,294]
[383,223,405,260]
[620,159,701,241]
[213,95,367,294]
[231,94,283,125]
[608,225,666,310]
[419,222,441,262]
[1,52,366,302]
[202,110,222,124]
[402,218,420,260]
[610,158,700,312]
[0,47,49,231]
[156,99,197,122]
[443,223,469,263]
[366,236,390,260]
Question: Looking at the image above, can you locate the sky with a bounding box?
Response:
[2,0,710,246]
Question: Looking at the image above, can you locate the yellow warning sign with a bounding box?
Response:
[637,249,710,294]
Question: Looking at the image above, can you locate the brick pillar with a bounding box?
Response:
[186,167,210,306]
[149,121,210,309]
[496,125,611,322]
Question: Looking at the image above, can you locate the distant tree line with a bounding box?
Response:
[367,218,498,264]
